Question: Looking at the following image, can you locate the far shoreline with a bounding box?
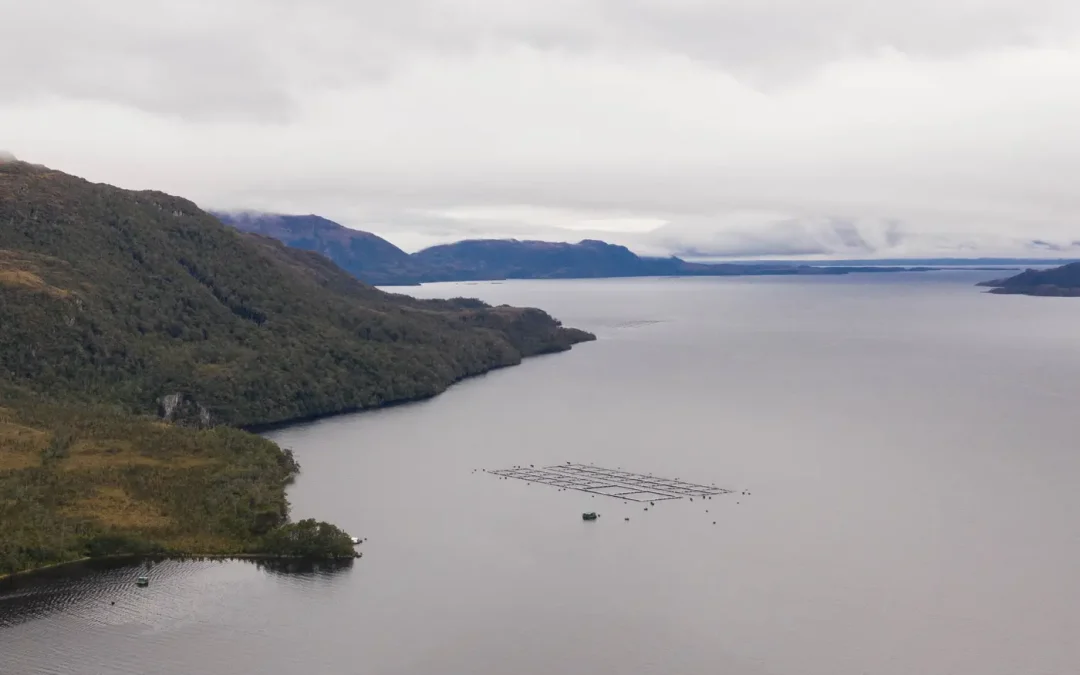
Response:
[371,265,1024,287]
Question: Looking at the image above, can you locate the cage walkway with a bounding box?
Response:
[486,463,731,502]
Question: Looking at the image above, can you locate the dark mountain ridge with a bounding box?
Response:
[410,237,688,280]
[216,212,427,285]
[218,211,953,284]
[977,262,1080,296]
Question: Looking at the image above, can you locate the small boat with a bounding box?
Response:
[350,537,361,545]
[582,512,598,521]
[136,576,149,587]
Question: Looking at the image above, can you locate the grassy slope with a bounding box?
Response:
[0,162,593,575]
[0,391,298,575]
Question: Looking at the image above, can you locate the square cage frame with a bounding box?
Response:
[486,463,731,502]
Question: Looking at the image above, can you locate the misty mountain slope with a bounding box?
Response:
[214,212,428,285]
[222,213,958,284]
[0,161,593,427]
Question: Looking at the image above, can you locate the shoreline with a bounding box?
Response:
[0,556,107,583]
[0,552,360,588]
[240,370,508,434]
[367,265,1024,286]
[1,339,593,586]
[243,341,591,434]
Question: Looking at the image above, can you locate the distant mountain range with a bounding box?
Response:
[214,212,984,285]
[978,262,1080,296]
[213,213,427,285]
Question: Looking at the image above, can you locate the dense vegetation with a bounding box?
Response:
[0,161,592,575]
[258,519,355,558]
[0,392,300,575]
[978,263,1080,296]
[220,211,947,284]
[0,161,592,428]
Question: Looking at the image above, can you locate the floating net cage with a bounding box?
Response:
[486,463,731,502]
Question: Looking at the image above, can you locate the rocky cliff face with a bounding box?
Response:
[158,393,213,427]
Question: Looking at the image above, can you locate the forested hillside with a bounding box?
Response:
[0,161,592,576]
[0,161,592,428]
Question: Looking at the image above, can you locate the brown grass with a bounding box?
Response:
[62,486,173,529]
[62,439,215,471]
[0,260,71,298]
[196,363,231,377]
[0,420,48,470]
[0,267,45,288]
[158,533,240,554]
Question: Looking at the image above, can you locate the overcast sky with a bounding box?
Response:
[3,0,1080,257]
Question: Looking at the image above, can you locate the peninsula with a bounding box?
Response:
[0,161,593,577]
[977,263,1080,296]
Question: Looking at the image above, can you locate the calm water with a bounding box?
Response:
[4,272,1080,675]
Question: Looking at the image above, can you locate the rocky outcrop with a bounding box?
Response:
[158,393,213,428]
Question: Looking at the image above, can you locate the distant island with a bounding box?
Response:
[977,262,1080,296]
[0,161,592,577]
[215,212,978,285]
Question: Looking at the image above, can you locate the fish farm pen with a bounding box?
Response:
[486,463,731,502]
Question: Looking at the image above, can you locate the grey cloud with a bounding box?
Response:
[675,242,834,259]
[597,0,1080,82]
[647,217,867,258]
[4,1,1080,257]
[646,216,1080,259]
[3,0,1079,119]
[0,4,293,120]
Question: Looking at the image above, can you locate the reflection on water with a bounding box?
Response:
[0,557,354,631]
[255,557,355,579]
[1,556,360,675]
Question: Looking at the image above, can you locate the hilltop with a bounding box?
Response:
[0,161,592,575]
